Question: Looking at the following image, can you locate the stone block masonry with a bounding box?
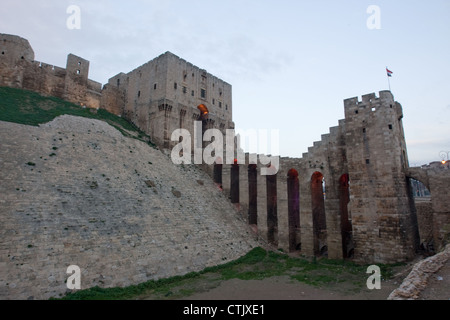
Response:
[218,91,449,265]
[0,33,234,152]
[0,116,259,300]
[2,32,449,280]
[0,34,102,109]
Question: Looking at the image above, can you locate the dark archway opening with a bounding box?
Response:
[266,170,278,245]
[408,178,429,254]
[230,159,240,204]
[248,164,258,225]
[339,174,354,258]
[287,169,300,252]
[311,171,327,256]
[214,157,223,189]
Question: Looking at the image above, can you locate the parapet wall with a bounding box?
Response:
[0,33,102,108]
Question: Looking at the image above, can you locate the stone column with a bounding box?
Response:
[277,171,289,251]
[222,164,231,201]
[299,173,314,256]
[239,162,249,220]
[324,197,343,260]
[256,166,268,243]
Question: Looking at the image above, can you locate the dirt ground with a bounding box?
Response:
[182,256,448,300]
[183,275,398,300]
[139,250,449,301]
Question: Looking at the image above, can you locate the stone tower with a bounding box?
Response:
[101,52,234,150]
[344,91,420,263]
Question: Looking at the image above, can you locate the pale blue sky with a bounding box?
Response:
[1,0,449,165]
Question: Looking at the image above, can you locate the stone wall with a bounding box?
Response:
[407,167,450,251]
[219,91,429,265]
[102,52,234,150]
[0,116,259,300]
[0,34,102,109]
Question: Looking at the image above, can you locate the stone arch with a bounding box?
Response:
[311,171,327,256]
[197,104,209,117]
[248,164,258,225]
[287,169,300,251]
[339,173,354,258]
[405,169,431,253]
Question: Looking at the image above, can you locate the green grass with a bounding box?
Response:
[53,247,404,300]
[0,86,156,148]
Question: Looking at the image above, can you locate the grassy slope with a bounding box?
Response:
[0,86,156,147]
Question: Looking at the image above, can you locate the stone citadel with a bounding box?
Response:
[1,33,449,298]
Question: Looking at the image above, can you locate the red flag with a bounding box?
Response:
[386,68,393,77]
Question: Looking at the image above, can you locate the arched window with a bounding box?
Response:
[287,169,300,251]
[248,164,258,225]
[311,171,327,256]
[266,168,277,245]
[230,159,239,204]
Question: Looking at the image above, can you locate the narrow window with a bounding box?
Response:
[219,101,222,108]
[182,86,187,94]
[366,159,370,164]
[363,128,366,133]
[201,89,206,99]
[138,91,141,98]
[212,99,215,105]
[78,61,81,66]
[355,110,359,114]
[388,124,393,130]
[174,82,177,90]
[76,70,81,75]
[191,90,194,97]
[154,83,157,90]
[371,107,376,112]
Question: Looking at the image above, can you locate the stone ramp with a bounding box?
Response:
[0,116,259,300]
[388,244,450,300]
